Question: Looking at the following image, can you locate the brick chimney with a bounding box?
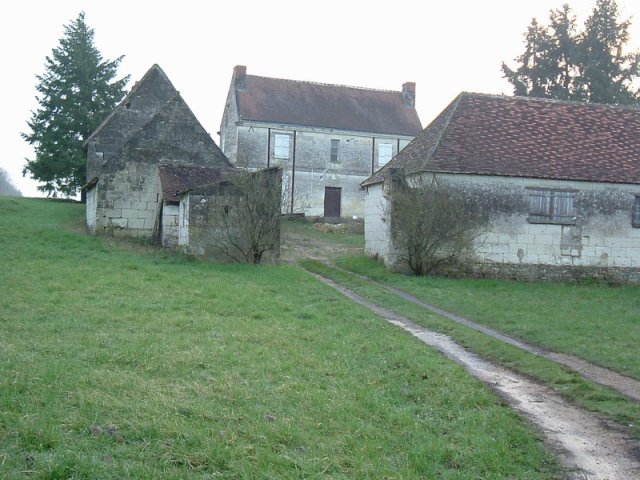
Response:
[402,82,416,108]
[234,65,247,90]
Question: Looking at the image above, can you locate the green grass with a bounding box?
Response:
[301,257,640,437]
[0,198,558,479]
[335,256,640,380]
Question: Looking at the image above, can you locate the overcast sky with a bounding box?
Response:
[3,0,640,197]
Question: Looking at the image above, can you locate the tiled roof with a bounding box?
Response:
[159,165,235,202]
[236,74,422,136]
[364,92,640,186]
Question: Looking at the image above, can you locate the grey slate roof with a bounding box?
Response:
[235,73,422,136]
[363,92,640,186]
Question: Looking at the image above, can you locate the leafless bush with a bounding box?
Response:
[213,168,282,264]
[387,175,487,276]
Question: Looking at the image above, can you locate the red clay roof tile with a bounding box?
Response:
[364,92,640,185]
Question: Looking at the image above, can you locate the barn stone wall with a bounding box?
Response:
[365,172,640,282]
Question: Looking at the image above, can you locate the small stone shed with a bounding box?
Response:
[83,64,232,240]
[363,92,640,282]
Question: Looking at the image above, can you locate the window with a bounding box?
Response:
[274,133,290,159]
[633,196,640,227]
[330,139,340,163]
[378,143,393,167]
[528,189,576,224]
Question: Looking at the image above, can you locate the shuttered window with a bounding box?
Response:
[633,196,640,227]
[528,189,576,224]
[274,133,290,159]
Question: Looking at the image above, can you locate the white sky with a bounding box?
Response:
[2,0,640,197]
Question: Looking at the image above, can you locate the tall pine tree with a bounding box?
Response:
[22,12,129,198]
[502,0,640,105]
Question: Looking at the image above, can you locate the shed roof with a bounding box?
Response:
[234,70,422,136]
[364,92,640,186]
[159,165,235,202]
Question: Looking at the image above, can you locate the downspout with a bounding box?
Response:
[371,137,376,174]
[267,127,271,168]
[397,138,401,155]
[290,130,297,214]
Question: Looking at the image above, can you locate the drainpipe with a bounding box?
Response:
[397,138,401,155]
[371,137,376,174]
[290,130,297,214]
[267,127,271,168]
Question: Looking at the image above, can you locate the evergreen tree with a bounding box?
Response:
[22,12,129,197]
[501,18,554,98]
[578,0,640,104]
[503,0,640,104]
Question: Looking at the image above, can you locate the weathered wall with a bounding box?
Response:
[221,122,412,218]
[86,185,97,233]
[94,162,162,238]
[181,169,281,263]
[364,182,392,260]
[365,172,640,279]
[86,66,178,181]
[161,203,180,247]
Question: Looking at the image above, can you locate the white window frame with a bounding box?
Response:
[330,139,340,163]
[378,143,393,167]
[274,133,290,159]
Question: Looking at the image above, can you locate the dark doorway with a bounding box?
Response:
[324,186,341,219]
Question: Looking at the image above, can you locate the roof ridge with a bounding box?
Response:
[464,91,640,111]
[246,73,402,94]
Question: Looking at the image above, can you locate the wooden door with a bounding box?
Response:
[324,186,341,219]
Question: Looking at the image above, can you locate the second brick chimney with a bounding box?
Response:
[402,82,416,108]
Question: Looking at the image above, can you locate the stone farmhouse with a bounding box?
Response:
[363,92,640,282]
[219,66,422,219]
[83,64,281,261]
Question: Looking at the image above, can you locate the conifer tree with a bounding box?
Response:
[579,0,640,104]
[22,12,129,197]
[502,0,640,104]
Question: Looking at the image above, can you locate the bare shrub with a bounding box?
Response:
[213,168,282,264]
[387,174,487,276]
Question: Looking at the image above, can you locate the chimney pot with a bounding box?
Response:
[234,65,247,90]
[402,82,416,108]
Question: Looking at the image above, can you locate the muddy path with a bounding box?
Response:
[347,273,640,403]
[309,271,640,479]
[280,231,363,263]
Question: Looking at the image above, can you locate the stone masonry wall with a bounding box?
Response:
[225,122,412,218]
[364,172,640,282]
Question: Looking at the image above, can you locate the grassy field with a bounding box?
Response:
[301,257,640,437]
[0,197,559,479]
[334,256,640,381]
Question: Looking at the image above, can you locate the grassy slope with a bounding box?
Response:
[0,198,558,479]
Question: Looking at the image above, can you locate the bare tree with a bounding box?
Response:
[387,174,487,276]
[0,169,22,197]
[213,167,282,264]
